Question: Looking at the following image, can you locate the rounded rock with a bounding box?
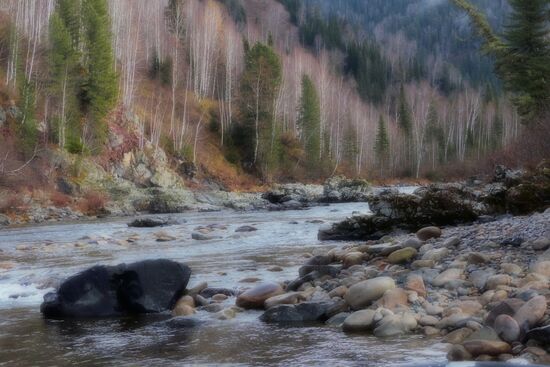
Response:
[494,314,520,343]
[344,276,396,310]
[236,282,284,309]
[462,340,511,357]
[342,309,377,332]
[416,226,442,241]
[387,247,417,264]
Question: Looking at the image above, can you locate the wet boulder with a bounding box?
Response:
[128,217,173,228]
[235,282,284,309]
[260,302,330,323]
[40,259,191,318]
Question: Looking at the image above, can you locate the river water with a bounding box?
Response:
[0,200,448,366]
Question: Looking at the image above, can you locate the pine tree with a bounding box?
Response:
[17,78,38,158]
[83,0,118,149]
[57,0,81,49]
[425,101,443,168]
[374,114,389,176]
[238,41,282,176]
[49,12,80,150]
[398,84,412,136]
[452,0,550,121]
[298,75,321,175]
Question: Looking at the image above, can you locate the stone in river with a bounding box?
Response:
[192,232,222,240]
[485,274,512,290]
[484,298,524,327]
[342,309,376,332]
[373,312,417,337]
[200,287,235,298]
[264,291,308,309]
[526,325,550,344]
[259,302,329,323]
[128,217,173,228]
[514,295,547,332]
[447,345,472,361]
[235,282,284,309]
[41,259,191,318]
[344,276,396,310]
[494,314,520,343]
[367,243,402,256]
[405,273,426,297]
[462,340,511,357]
[422,248,449,262]
[400,238,424,250]
[531,261,550,277]
[235,225,257,232]
[432,268,462,287]
[416,226,442,241]
[444,236,461,248]
[343,252,364,268]
[387,247,417,264]
[377,288,408,310]
[172,304,195,317]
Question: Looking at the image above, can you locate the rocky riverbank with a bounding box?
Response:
[0,174,372,227]
[228,209,550,364]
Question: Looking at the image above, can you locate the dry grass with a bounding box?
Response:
[50,191,72,208]
[77,191,108,215]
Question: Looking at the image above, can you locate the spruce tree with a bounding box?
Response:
[398,84,412,136]
[453,0,550,121]
[238,42,282,177]
[374,114,390,175]
[84,0,118,149]
[398,84,414,170]
[49,12,80,150]
[298,75,321,175]
[17,78,38,158]
[57,0,81,49]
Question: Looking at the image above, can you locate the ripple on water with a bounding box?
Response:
[0,200,449,366]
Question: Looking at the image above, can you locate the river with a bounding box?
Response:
[0,200,448,366]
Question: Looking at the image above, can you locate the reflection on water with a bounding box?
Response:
[0,199,447,366]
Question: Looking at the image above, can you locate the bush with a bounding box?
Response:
[50,191,72,207]
[78,191,108,215]
[0,195,25,214]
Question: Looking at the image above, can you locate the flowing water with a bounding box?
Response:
[0,199,448,366]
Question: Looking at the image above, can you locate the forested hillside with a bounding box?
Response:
[0,0,528,191]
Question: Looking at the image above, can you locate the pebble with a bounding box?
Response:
[416,226,442,241]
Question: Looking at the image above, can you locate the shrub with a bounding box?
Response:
[78,191,108,215]
[50,191,72,207]
[0,195,25,214]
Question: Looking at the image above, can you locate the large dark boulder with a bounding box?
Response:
[40,259,191,318]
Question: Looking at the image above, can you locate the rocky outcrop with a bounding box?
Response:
[319,165,550,241]
[261,176,372,208]
[40,259,191,318]
[322,176,371,203]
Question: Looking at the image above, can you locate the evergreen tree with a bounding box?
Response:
[345,41,389,104]
[343,122,359,173]
[298,75,321,175]
[17,78,38,158]
[238,42,282,177]
[453,0,550,121]
[425,102,444,168]
[57,0,81,49]
[374,114,390,175]
[398,84,412,136]
[49,12,81,150]
[83,0,118,149]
